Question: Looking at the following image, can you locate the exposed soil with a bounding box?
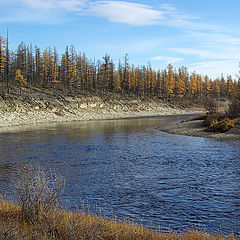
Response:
[0,87,203,128]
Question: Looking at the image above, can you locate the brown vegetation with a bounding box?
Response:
[206,118,235,133]
[0,199,238,240]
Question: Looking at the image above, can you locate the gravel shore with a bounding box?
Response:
[158,119,240,141]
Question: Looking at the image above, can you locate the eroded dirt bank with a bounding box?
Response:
[0,87,203,128]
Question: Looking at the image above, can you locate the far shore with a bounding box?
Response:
[0,91,204,129]
[158,119,240,141]
[0,108,203,130]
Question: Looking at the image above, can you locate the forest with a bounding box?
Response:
[0,35,240,102]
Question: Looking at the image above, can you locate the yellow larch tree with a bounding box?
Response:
[68,58,75,91]
[176,68,186,98]
[165,64,175,98]
[43,49,55,87]
[129,65,135,92]
[15,69,27,94]
[114,73,121,92]
[51,66,61,92]
[204,75,212,97]
[0,36,7,82]
[196,75,203,97]
[232,80,239,99]
[61,53,68,88]
[35,47,44,87]
[226,75,233,97]
[190,73,198,96]
[122,54,130,92]
[219,75,226,97]
[212,79,220,98]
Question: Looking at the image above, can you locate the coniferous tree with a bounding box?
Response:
[15,69,26,94]
[165,64,175,98]
[0,36,239,104]
[0,36,6,84]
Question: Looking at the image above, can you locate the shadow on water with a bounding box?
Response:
[0,115,239,235]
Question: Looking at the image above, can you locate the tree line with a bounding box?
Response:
[0,35,239,101]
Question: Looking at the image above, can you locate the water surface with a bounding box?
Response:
[0,116,239,235]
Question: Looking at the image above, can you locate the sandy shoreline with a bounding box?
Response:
[158,119,240,141]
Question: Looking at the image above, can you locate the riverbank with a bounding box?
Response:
[158,119,240,141]
[0,200,236,240]
[0,87,203,128]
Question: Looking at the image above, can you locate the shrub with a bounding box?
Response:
[15,165,65,225]
[207,118,235,133]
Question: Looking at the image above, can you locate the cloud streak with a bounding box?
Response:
[83,1,164,26]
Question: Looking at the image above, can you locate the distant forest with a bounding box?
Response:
[0,35,239,101]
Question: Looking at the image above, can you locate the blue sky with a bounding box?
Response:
[0,0,240,79]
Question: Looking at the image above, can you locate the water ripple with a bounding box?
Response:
[0,116,239,235]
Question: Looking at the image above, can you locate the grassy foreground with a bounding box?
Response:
[0,199,238,240]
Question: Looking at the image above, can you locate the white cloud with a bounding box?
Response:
[188,60,239,79]
[85,1,214,29]
[84,1,164,26]
[151,56,183,64]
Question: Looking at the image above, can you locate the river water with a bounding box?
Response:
[0,116,239,235]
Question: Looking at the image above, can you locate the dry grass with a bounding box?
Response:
[0,200,238,240]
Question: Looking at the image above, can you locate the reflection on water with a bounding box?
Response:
[0,115,239,235]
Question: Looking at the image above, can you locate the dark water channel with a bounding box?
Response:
[0,115,239,235]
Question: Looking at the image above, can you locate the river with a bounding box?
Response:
[0,115,239,235]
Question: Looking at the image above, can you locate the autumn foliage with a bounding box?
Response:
[0,36,239,102]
